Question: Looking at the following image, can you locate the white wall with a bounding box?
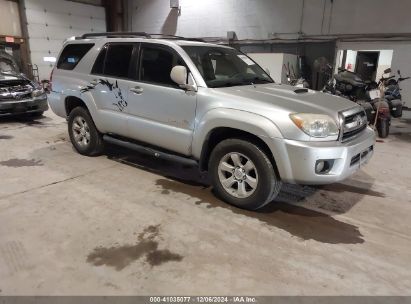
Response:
[25,0,106,80]
[376,50,394,81]
[247,53,284,83]
[345,50,357,72]
[129,0,411,38]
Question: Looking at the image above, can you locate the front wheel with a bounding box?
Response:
[209,138,282,210]
[377,118,390,138]
[68,107,104,156]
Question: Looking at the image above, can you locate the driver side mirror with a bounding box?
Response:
[170,65,197,91]
[384,68,391,74]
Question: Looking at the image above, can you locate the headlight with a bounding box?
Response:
[289,113,339,138]
[32,88,46,98]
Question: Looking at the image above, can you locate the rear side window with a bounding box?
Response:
[57,43,94,70]
[91,45,107,75]
[104,44,134,78]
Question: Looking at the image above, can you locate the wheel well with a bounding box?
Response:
[65,96,87,116]
[199,127,279,175]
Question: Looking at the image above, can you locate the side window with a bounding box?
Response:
[139,46,182,86]
[91,45,107,74]
[104,44,134,78]
[57,43,94,70]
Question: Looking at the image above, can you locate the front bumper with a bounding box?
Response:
[0,97,48,116]
[269,127,376,184]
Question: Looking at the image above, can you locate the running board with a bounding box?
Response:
[103,135,198,166]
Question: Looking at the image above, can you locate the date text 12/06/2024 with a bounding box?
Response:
[149,297,257,303]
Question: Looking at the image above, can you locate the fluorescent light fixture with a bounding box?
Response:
[43,56,56,62]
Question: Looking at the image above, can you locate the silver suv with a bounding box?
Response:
[49,32,375,210]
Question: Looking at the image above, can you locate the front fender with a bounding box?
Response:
[192,108,283,159]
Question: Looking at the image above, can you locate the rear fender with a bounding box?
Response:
[57,74,102,129]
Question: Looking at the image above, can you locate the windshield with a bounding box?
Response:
[182,46,273,88]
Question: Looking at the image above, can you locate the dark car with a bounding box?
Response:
[0,72,48,117]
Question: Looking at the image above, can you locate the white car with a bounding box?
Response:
[49,32,375,210]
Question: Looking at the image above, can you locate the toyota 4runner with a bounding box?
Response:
[49,32,375,210]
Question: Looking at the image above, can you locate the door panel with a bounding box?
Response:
[85,75,130,136]
[86,42,137,136]
[126,82,196,155]
[125,43,197,155]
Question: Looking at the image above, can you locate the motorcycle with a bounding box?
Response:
[322,66,391,138]
[383,69,410,118]
[363,79,391,138]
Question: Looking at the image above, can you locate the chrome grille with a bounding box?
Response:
[340,108,368,142]
[0,84,33,102]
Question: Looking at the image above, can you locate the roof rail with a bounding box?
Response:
[148,34,204,42]
[80,32,150,39]
[77,32,205,42]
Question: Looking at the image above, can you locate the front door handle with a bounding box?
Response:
[130,86,144,94]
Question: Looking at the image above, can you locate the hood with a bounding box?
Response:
[0,72,32,86]
[0,72,34,101]
[214,83,360,118]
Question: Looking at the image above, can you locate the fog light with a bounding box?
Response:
[315,159,334,174]
[315,161,325,173]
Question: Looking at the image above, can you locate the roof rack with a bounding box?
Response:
[149,34,204,42]
[78,32,204,42]
[80,32,150,39]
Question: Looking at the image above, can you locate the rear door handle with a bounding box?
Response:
[130,86,144,94]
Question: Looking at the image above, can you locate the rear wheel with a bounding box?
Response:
[68,107,104,156]
[377,118,390,138]
[209,138,282,210]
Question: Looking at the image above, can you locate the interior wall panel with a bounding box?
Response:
[130,0,411,38]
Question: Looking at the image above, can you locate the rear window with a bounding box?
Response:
[57,43,94,70]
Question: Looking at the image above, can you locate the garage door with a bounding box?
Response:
[25,0,106,81]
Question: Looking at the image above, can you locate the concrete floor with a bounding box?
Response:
[1,110,411,295]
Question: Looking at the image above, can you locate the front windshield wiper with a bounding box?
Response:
[210,81,244,88]
[210,77,273,88]
[242,77,273,85]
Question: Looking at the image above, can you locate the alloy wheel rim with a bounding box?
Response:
[72,116,91,148]
[218,152,258,198]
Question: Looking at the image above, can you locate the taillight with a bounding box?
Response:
[378,107,390,116]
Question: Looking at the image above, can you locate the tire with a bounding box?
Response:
[392,106,402,118]
[390,101,403,118]
[377,119,390,138]
[209,138,282,210]
[68,106,104,156]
